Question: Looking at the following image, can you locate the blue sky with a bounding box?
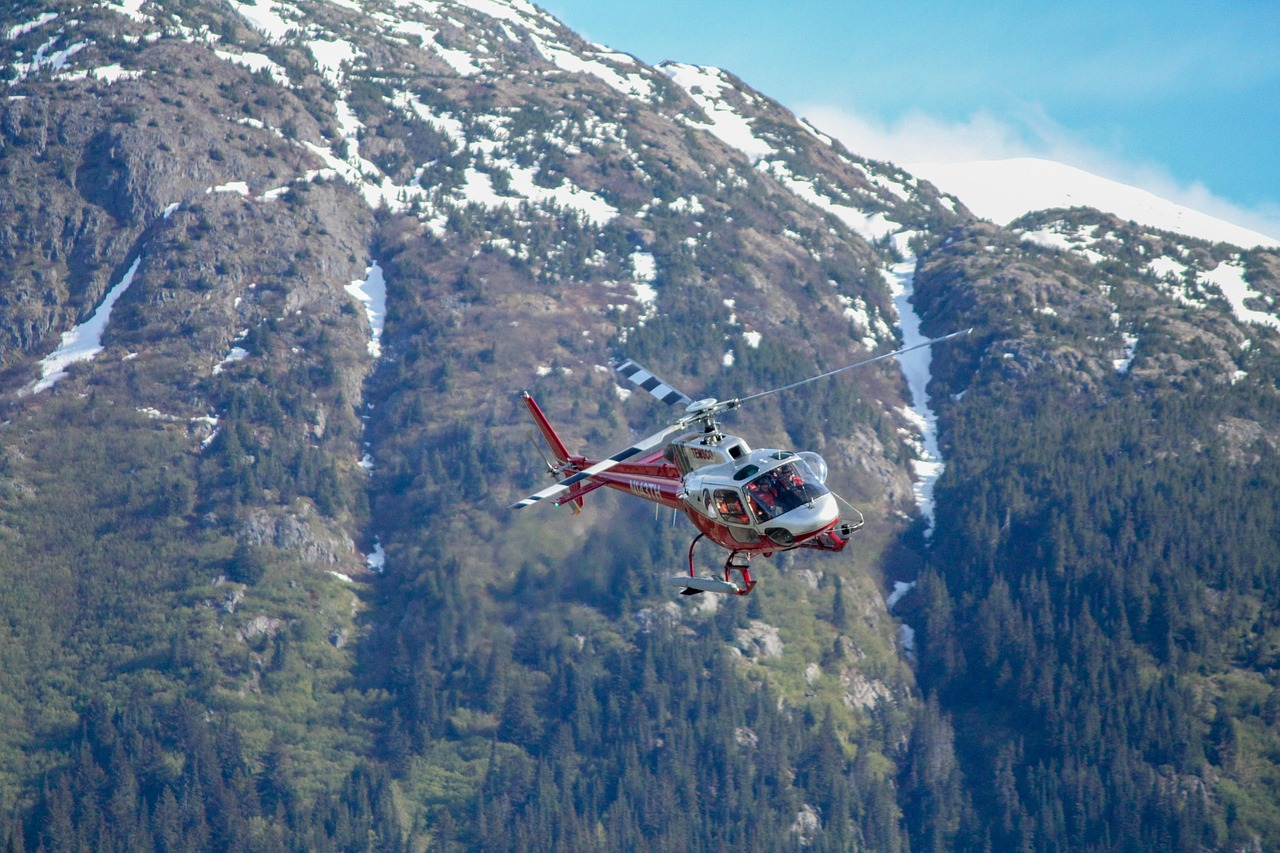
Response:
[541,0,1280,239]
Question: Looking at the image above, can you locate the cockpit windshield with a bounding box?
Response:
[742,461,830,522]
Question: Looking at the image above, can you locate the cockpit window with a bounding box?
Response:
[743,462,830,522]
[713,489,751,525]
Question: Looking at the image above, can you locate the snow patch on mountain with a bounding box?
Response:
[345,261,388,358]
[308,37,359,83]
[31,257,142,393]
[1114,333,1138,374]
[390,91,467,149]
[630,250,658,321]
[1202,259,1280,332]
[366,539,386,573]
[835,288,892,351]
[503,162,619,225]
[9,35,87,82]
[531,34,656,100]
[208,180,250,196]
[6,12,58,40]
[1019,222,1107,264]
[887,580,915,611]
[663,63,911,245]
[662,63,775,162]
[102,0,147,22]
[885,232,944,539]
[55,62,145,84]
[214,48,291,86]
[1147,256,1188,280]
[213,347,249,374]
[452,0,558,34]
[761,159,899,243]
[228,0,298,42]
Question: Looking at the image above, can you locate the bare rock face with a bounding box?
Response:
[0,95,141,364]
[1216,416,1276,465]
[242,614,285,641]
[241,504,356,567]
[734,619,785,660]
[834,424,915,512]
[840,668,891,711]
[790,804,821,846]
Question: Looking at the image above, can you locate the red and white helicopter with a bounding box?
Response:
[512,329,969,596]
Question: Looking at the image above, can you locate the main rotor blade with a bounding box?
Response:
[737,328,972,404]
[613,358,693,408]
[510,421,684,509]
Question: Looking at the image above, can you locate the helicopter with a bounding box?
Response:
[511,329,970,596]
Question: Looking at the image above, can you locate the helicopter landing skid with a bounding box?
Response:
[722,552,756,596]
[672,534,755,596]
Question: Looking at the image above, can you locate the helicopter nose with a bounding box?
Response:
[766,493,839,544]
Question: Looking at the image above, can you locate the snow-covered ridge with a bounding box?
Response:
[1012,215,1280,355]
[661,61,924,249]
[909,157,1279,250]
[662,63,775,162]
[220,0,632,230]
[10,0,913,265]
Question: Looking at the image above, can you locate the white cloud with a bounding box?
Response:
[797,104,1036,165]
[797,102,1280,244]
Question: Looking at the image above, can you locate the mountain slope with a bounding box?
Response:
[0,0,950,848]
[2,0,1280,850]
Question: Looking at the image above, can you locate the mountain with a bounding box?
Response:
[2,0,1280,850]
[908,156,1280,249]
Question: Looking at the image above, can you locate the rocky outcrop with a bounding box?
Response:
[733,620,785,660]
[240,504,357,567]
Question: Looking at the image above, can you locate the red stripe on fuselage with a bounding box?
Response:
[558,453,685,509]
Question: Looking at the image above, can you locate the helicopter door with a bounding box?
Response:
[712,489,762,544]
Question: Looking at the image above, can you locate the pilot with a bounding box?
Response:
[746,479,779,517]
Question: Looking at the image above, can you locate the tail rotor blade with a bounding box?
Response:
[527,431,558,477]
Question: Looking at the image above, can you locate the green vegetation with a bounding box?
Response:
[0,397,394,850]
[908,373,1280,851]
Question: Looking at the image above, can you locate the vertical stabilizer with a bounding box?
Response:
[521,392,571,464]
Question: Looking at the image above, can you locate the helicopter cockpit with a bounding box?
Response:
[739,455,830,523]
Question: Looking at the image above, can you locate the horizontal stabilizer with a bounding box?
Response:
[669,575,741,595]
